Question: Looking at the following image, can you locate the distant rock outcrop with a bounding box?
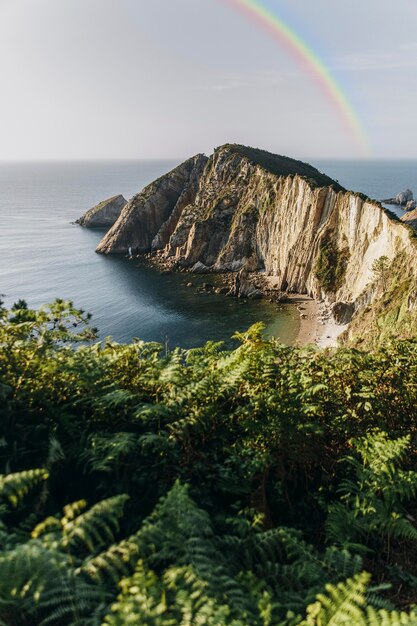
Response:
[383,189,414,207]
[76,195,127,228]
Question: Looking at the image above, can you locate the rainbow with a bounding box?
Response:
[221,0,371,156]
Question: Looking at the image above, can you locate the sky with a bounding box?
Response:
[0,0,416,160]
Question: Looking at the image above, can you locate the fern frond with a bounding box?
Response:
[61,494,129,553]
[365,607,417,625]
[300,573,417,626]
[62,499,88,521]
[0,541,68,623]
[0,469,48,507]
[322,548,364,581]
[38,577,110,626]
[326,430,417,550]
[80,536,140,585]
[32,516,61,540]
[300,572,370,625]
[80,433,137,474]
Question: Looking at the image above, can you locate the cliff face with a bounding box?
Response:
[401,207,417,229]
[76,195,127,228]
[96,155,208,254]
[95,144,417,345]
[255,178,413,302]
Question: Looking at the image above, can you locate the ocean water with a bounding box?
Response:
[312,159,417,218]
[0,160,298,347]
[0,158,414,347]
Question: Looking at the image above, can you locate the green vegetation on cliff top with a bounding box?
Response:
[218,144,345,191]
[3,298,417,624]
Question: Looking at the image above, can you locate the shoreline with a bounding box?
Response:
[145,259,347,348]
[263,277,347,347]
[285,294,322,345]
[287,294,348,348]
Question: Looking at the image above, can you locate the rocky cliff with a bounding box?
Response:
[77,194,127,228]
[96,155,208,253]
[95,144,417,346]
[401,207,417,229]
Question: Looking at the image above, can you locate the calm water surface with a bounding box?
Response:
[0,160,298,347]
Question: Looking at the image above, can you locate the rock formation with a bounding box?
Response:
[93,144,417,346]
[401,207,417,229]
[382,189,414,206]
[96,155,208,253]
[331,301,355,325]
[76,195,127,228]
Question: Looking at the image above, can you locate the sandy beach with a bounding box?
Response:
[264,277,347,347]
[286,294,348,348]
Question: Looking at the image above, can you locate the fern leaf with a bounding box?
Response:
[61,494,129,553]
[0,469,48,507]
[300,572,370,625]
[80,536,140,585]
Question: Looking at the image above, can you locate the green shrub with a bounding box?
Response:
[1,300,417,623]
[314,234,349,292]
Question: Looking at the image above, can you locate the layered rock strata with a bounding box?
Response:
[77,195,127,228]
[96,155,208,253]
[94,144,417,343]
[401,208,417,229]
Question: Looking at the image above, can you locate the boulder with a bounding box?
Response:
[229,269,263,299]
[331,301,355,325]
[191,261,209,273]
[406,200,417,211]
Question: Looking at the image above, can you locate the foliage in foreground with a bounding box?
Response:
[2,299,417,624]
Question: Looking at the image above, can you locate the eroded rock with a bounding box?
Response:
[383,189,414,206]
[331,301,355,325]
[191,261,209,273]
[96,154,208,254]
[401,207,417,229]
[92,144,416,332]
[76,195,127,228]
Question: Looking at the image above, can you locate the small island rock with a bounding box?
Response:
[383,189,414,207]
[76,195,127,228]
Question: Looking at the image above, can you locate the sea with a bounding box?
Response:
[0,158,415,348]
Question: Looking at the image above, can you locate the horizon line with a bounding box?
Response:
[1,155,417,163]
